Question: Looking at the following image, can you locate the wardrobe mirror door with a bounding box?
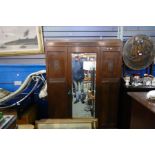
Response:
[72,53,96,118]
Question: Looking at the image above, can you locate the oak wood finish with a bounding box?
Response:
[118,80,155,129]
[128,92,155,113]
[46,47,70,118]
[128,92,155,128]
[98,79,120,128]
[98,45,122,128]
[100,50,122,78]
[45,40,122,128]
[46,39,122,47]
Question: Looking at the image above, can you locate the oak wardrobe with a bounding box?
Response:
[45,40,122,128]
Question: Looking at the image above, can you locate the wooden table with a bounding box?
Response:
[0,115,17,129]
[118,79,155,129]
[128,92,155,129]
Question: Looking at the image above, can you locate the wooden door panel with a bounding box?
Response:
[48,83,70,118]
[97,80,120,128]
[47,50,66,79]
[46,47,70,118]
[101,51,122,78]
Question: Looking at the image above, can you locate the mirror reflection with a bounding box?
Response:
[72,53,96,118]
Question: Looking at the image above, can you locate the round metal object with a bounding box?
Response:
[123,35,155,70]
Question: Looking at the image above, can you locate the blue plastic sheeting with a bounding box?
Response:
[0,64,46,91]
[123,66,149,77]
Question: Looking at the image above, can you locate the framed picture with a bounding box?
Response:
[0,26,44,56]
[35,118,98,129]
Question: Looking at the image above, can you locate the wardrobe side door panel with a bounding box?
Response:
[47,50,66,79]
[99,80,120,128]
[48,83,70,118]
[98,47,122,128]
[101,51,122,78]
[46,47,70,118]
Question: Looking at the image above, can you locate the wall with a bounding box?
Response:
[123,26,155,44]
[43,26,118,40]
[0,26,118,64]
[0,26,155,64]
[0,64,45,91]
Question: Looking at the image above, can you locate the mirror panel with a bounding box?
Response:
[72,53,96,118]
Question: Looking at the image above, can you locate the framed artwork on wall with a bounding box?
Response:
[0,26,44,56]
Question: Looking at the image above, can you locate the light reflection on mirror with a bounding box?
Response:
[72,53,96,118]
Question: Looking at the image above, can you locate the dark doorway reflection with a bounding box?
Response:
[72,53,96,118]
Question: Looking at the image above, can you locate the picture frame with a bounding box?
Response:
[0,26,44,56]
[35,118,98,129]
